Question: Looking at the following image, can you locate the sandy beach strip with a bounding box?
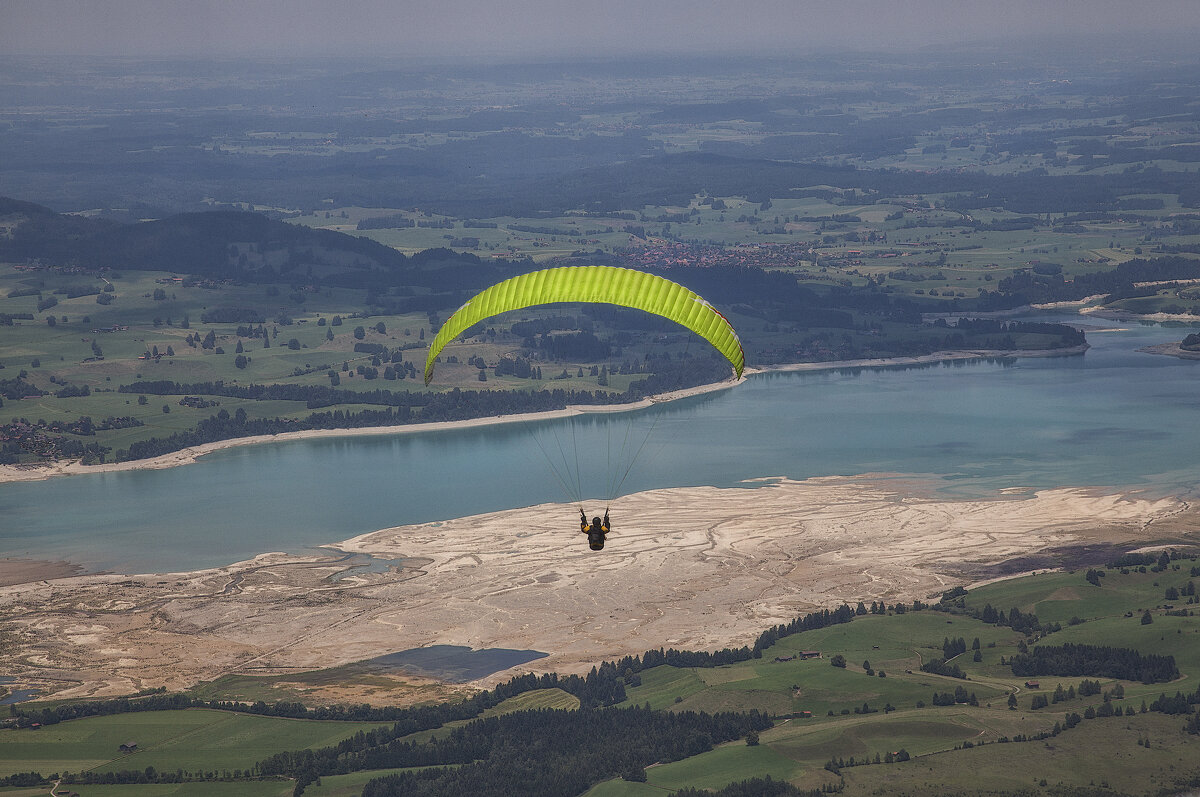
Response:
[745,344,1088,376]
[1082,306,1200,323]
[0,346,1086,486]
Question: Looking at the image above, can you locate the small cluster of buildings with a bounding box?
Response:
[620,241,819,272]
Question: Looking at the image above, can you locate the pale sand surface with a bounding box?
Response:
[745,344,1087,375]
[1139,341,1200,360]
[1083,306,1200,323]
[0,346,1085,486]
[1032,295,1111,309]
[0,559,85,587]
[0,475,1192,702]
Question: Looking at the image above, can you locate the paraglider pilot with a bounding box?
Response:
[581,508,611,551]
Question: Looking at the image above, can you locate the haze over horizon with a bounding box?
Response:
[3,0,1198,61]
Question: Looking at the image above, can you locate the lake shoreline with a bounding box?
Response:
[0,344,1088,486]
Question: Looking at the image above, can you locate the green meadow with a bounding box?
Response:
[301,767,450,797]
[0,784,291,797]
[479,688,580,717]
[838,712,1199,796]
[587,563,1200,794]
[0,709,391,779]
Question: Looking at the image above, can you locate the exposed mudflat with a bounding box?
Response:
[0,476,1192,703]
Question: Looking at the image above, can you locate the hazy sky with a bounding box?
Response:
[3,0,1198,60]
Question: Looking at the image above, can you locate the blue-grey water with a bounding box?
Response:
[359,645,549,683]
[1,317,1197,574]
[0,689,39,705]
[0,675,38,705]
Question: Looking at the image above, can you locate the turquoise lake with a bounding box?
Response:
[1,317,1197,574]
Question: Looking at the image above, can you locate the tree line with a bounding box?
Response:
[346,706,772,797]
[935,585,1057,636]
[674,776,830,797]
[1008,643,1179,683]
[985,255,1200,308]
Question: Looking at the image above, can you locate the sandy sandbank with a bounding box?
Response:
[0,345,1086,486]
[924,296,1109,320]
[1,474,1192,701]
[745,344,1088,376]
[1138,342,1200,360]
[0,558,85,587]
[1082,306,1200,324]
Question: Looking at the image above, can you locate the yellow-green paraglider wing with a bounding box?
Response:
[424,266,743,384]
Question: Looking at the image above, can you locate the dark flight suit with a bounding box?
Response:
[581,510,610,550]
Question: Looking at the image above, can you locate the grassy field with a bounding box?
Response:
[0,784,292,797]
[836,712,1199,796]
[587,709,1200,795]
[479,687,580,717]
[644,742,804,792]
[183,665,466,709]
[620,609,1014,720]
[0,709,392,778]
[590,563,1200,794]
[301,767,447,797]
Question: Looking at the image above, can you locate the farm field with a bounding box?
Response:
[0,709,391,779]
[836,711,1199,796]
[0,784,291,797]
[584,562,1200,795]
[585,712,1200,796]
[302,767,446,797]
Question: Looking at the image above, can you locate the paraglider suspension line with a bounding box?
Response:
[606,330,696,507]
[608,406,663,505]
[530,420,584,509]
[571,414,582,502]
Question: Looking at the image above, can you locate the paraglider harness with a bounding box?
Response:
[581,508,610,551]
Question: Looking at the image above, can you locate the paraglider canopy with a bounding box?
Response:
[423,265,744,384]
